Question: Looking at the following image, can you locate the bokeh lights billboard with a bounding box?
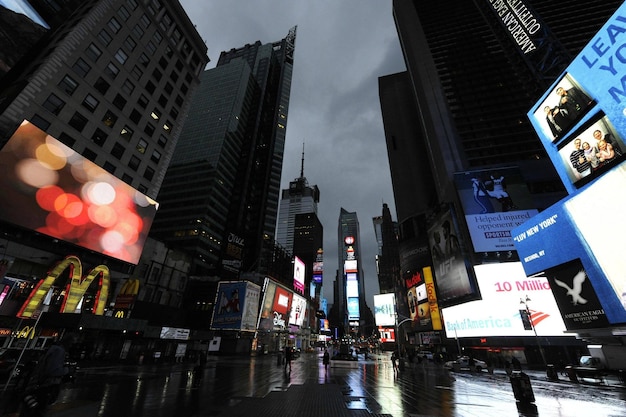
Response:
[0,121,158,264]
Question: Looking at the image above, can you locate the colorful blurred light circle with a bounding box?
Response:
[16,159,59,188]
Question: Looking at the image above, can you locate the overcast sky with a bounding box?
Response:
[179,1,406,308]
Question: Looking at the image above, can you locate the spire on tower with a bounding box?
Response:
[300,142,305,178]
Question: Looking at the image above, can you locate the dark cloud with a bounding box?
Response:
[180,1,406,307]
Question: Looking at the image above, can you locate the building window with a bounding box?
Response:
[117,5,130,21]
[124,35,137,51]
[30,114,50,131]
[58,75,78,95]
[42,93,65,115]
[103,161,116,174]
[169,70,179,83]
[152,31,163,45]
[111,142,126,160]
[146,41,157,55]
[152,68,162,81]
[175,95,183,107]
[138,94,149,109]
[145,80,156,94]
[136,139,147,154]
[140,14,151,29]
[139,53,150,68]
[113,94,127,110]
[144,123,155,136]
[120,125,133,141]
[122,173,133,184]
[132,24,144,39]
[129,155,140,170]
[131,65,143,81]
[143,166,155,181]
[180,83,188,94]
[94,77,110,95]
[169,107,178,120]
[121,79,135,95]
[115,48,128,65]
[92,128,108,146]
[175,59,183,72]
[151,149,161,163]
[81,94,99,113]
[59,132,76,148]
[72,58,91,77]
[69,112,88,132]
[163,120,172,133]
[127,0,138,11]
[105,62,120,79]
[108,17,122,34]
[157,134,167,148]
[102,110,118,128]
[137,184,148,194]
[130,109,141,124]
[158,94,167,107]
[97,29,112,46]
[85,43,102,62]
[83,148,97,162]
[150,108,161,121]
[165,46,173,59]
[164,82,173,94]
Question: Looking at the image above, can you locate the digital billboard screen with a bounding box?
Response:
[454,167,538,253]
[441,262,570,338]
[427,208,478,307]
[0,121,158,264]
[374,293,395,326]
[293,256,305,294]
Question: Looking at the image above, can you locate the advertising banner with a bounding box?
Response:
[289,293,307,327]
[373,293,396,326]
[0,121,158,265]
[293,256,305,294]
[441,262,570,338]
[211,281,260,331]
[528,3,626,193]
[258,278,293,331]
[454,167,538,253]
[427,208,478,307]
[512,166,626,325]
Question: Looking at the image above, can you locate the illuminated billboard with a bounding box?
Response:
[0,121,158,264]
[258,278,293,331]
[427,208,478,307]
[211,281,260,331]
[512,166,626,326]
[454,167,538,253]
[442,262,571,338]
[293,256,305,294]
[289,293,307,327]
[527,2,626,194]
[374,293,395,326]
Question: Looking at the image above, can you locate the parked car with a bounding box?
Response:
[444,356,488,372]
[417,351,434,360]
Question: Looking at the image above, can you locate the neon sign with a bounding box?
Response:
[17,255,110,318]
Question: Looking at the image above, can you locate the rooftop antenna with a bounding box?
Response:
[300,142,305,178]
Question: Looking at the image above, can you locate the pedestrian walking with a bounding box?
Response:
[20,333,78,417]
[322,349,330,372]
[391,350,399,372]
[284,346,292,372]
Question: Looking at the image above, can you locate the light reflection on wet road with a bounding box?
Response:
[4,352,624,417]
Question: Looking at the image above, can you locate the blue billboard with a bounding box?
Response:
[520,2,626,327]
[528,3,626,193]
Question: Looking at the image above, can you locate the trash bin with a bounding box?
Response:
[509,370,535,403]
[565,366,578,383]
[546,364,558,381]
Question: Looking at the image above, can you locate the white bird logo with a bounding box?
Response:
[554,270,588,305]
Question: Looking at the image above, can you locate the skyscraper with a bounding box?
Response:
[151,27,297,286]
[381,0,622,358]
[276,146,320,253]
[337,208,374,336]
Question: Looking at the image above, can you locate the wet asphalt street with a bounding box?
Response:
[1,351,625,417]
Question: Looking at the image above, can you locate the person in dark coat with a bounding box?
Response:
[322,349,330,372]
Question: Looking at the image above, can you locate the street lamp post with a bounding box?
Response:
[520,295,547,369]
